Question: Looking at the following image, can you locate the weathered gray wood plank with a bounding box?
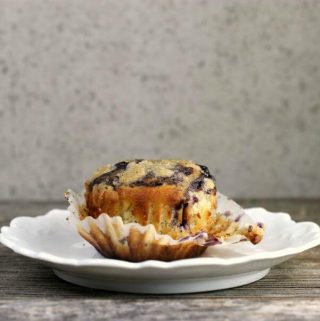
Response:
[0,298,319,321]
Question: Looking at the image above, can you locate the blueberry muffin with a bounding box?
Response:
[83,159,217,240]
[66,159,265,261]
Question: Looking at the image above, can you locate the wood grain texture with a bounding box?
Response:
[0,199,319,321]
[0,299,320,321]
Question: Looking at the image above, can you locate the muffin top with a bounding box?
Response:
[87,159,216,197]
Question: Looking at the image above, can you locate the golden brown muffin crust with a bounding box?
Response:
[84,159,217,240]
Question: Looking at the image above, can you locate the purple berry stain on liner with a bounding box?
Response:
[179,232,207,243]
[178,236,190,242]
[204,235,222,246]
[194,231,206,239]
[235,213,244,222]
[223,211,232,217]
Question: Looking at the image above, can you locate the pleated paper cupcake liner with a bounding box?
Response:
[66,190,209,261]
[65,189,264,261]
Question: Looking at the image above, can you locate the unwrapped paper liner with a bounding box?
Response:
[65,190,264,261]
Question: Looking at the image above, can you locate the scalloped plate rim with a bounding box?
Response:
[1,208,320,270]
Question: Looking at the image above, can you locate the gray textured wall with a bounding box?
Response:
[0,0,320,200]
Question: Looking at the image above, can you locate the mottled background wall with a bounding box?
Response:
[0,0,319,200]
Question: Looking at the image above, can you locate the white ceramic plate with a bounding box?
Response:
[1,208,320,294]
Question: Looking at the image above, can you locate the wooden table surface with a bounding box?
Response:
[0,199,319,321]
